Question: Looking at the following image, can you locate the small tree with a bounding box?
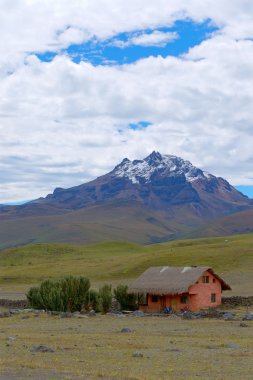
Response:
[114,284,137,311]
[99,284,112,314]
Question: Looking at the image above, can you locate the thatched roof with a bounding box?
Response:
[128,266,231,295]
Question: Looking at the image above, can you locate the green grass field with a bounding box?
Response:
[0,233,252,296]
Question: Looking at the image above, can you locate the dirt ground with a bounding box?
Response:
[0,310,252,380]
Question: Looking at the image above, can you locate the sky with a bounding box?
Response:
[0,0,253,203]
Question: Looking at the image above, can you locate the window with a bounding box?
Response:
[180,295,189,304]
[211,293,216,303]
[213,278,216,283]
[151,295,158,303]
[202,276,209,283]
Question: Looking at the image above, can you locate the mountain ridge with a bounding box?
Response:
[29,151,250,215]
[0,151,252,249]
[113,151,212,184]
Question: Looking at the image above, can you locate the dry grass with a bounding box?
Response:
[0,312,252,379]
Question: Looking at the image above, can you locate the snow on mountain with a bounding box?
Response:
[113,151,211,185]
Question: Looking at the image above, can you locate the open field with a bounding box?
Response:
[0,234,252,379]
[0,312,253,380]
[0,233,253,296]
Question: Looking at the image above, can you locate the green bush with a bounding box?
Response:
[27,286,43,309]
[84,289,100,312]
[114,284,137,311]
[99,284,112,314]
[27,280,64,311]
[60,276,90,312]
[26,276,90,312]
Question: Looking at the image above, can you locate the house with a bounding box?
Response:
[128,266,231,312]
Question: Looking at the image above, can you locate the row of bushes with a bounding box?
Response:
[26,276,138,313]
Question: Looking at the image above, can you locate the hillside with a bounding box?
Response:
[188,209,253,238]
[0,152,252,249]
[0,200,204,250]
[0,233,252,296]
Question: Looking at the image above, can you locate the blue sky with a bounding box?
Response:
[37,20,217,65]
[236,186,253,199]
[0,1,253,203]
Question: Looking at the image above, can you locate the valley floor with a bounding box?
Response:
[0,311,252,379]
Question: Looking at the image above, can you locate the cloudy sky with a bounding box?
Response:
[1,0,253,203]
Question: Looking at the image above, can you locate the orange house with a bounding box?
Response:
[129,266,231,312]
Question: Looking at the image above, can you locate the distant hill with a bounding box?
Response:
[188,208,253,238]
[0,151,252,249]
[1,234,252,296]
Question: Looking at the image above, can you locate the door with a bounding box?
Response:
[160,296,166,311]
[171,297,177,312]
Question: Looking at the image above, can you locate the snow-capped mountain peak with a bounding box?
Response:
[113,151,211,184]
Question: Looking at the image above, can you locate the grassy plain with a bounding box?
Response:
[0,312,252,379]
[0,233,252,296]
[0,234,252,379]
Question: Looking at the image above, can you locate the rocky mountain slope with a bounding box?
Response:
[0,151,252,248]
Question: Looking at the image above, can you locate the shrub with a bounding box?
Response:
[114,284,137,311]
[27,280,64,311]
[84,289,100,312]
[26,276,90,312]
[27,286,43,309]
[60,276,90,312]
[99,284,112,314]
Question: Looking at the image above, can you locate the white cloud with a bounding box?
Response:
[1,0,253,65]
[112,31,178,48]
[0,1,253,201]
[132,31,178,47]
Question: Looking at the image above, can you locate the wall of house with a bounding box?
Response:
[139,294,163,313]
[188,270,222,311]
[140,293,192,312]
[139,270,223,312]
[165,294,190,311]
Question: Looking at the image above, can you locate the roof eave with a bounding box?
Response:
[207,269,232,291]
[128,287,189,295]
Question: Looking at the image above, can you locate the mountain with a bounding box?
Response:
[5,151,251,216]
[0,151,252,249]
